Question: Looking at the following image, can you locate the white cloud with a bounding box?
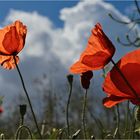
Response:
[0,0,139,114]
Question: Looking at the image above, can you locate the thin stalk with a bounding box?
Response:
[82,89,88,139]
[19,116,24,139]
[66,80,73,138]
[114,104,120,138]
[111,59,139,99]
[132,106,137,139]
[13,56,42,139]
[124,101,130,138]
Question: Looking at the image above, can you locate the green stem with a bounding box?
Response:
[13,56,42,139]
[0,133,5,140]
[82,89,88,139]
[132,106,137,139]
[114,104,120,138]
[111,59,139,99]
[124,101,130,138]
[66,81,73,138]
[15,125,33,139]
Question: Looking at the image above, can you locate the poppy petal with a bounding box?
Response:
[103,95,127,108]
[103,65,135,98]
[103,49,140,107]
[3,26,19,54]
[0,55,19,70]
[70,61,93,74]
[82,52,111,70]
[14,20,27,53]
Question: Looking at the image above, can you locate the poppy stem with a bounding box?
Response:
[113,104,120,138]
[111,59,139,99]
[124,101,130,138]
[13,56,42,139]
[82,89,88,139]
[66,76,73,138]
[116,104,120,138]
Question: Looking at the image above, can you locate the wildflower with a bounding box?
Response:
[70,23,115,74]
[0,106,3,113]
[0,20,27,69]
[103,49,140,108]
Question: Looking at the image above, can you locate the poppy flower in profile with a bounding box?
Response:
[0,20,27,69]
[70,23,115,74]
[103,49,140,108]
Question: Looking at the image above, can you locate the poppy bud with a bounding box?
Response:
[19,104,27,117]
[0,106,3,113]
[81,71,93,89]
[67,74,73,86]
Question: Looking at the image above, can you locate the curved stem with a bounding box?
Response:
[13,56,42,139]
[111,59,139,99]
[15,125,33,139]
[66,81,73,138]
[0,133,5,140]
[82,89,88,139]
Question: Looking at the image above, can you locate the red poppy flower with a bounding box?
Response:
[70,23,115,74]
[103,49,140,108]
[0,106,3,113]
[0,20,27,69]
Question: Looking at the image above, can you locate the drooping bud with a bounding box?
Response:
[81,71,93,89]
[67,74,73,86]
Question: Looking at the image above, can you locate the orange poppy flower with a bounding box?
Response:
[0,20,27,69]
[103,49,140,108]
[70,23,115,74]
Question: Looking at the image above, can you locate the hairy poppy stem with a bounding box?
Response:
[13,56,42,139]
[124,101,130,138]
[66,75,73,138]
[111,59,139,99]
[82,89,88,139]
[113,104,120,138]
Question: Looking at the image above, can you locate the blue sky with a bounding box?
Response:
[0,0,136,28]
[0,1,79,27]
